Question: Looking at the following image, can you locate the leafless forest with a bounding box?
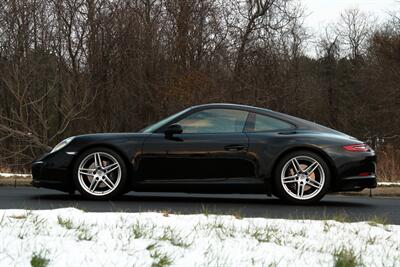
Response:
[0,0,399,180]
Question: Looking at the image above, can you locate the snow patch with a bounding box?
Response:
[378,182,400,187]
[0,208,399,266]
[0,172,31,178]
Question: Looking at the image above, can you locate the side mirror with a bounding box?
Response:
[164,123,183,138]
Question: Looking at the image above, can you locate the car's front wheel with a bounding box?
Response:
[73,147,127,200]
[273,151,331,204]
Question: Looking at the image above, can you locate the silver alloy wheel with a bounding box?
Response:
[77,152,121,196]
[280,156,325,200]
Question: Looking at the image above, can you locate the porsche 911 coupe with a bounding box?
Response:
[32,103,377,204]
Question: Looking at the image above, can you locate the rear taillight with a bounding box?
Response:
[343,143,371,152]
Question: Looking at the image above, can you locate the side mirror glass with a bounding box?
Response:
[164,123,183,137]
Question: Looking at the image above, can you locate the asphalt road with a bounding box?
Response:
[0,187,399,224]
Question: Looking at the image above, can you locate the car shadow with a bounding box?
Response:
[30,191,371,208]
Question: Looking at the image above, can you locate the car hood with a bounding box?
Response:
[72,132,151,142]
[75,133,149,139]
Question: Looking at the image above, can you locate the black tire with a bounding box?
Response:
[273,150,331,205]
[73,147,128,200]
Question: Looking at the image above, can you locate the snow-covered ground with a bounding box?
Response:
[378,182,400,187]
[0,172,31,178]
[0,208,399,267]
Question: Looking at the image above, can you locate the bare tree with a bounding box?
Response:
[224,0,299,74]
[0,0,94,165]
[336,8,374,60]
[0,0,398,176]
[317,26,340,128]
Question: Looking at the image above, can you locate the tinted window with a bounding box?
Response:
[178,109,248,133]
[250,114,293,132]
[141,108,190,133]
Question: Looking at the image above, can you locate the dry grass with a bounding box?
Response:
[376,145,400,182]
[0,167,12,173]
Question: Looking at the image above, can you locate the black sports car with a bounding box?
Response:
[32,103,377,204]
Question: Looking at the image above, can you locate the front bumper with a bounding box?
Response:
[31,152,76,192]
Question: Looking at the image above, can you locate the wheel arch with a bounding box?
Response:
[269,146,337,189]
[69,143,134,189]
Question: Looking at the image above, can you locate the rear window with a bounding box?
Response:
[247,113,294,132]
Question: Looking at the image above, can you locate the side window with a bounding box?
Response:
[249,113,293,132]
[177,109,249,134]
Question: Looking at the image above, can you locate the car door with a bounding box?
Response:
[137,108,255,182]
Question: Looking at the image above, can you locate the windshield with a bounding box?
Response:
[140,108,190,133]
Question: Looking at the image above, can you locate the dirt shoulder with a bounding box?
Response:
[334,186,400,197]
[1,175,399,197]
[0,176,32,187]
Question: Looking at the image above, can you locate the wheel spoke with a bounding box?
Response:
[282,175,298,184]
[297,182,305,197]
[102,176,115,189]
[79,168,95,176]
[94,153,103,168]
[89,178,101,192]
[292,158,302,173]
[306,179,321,189]
[104,163,119,174]
[305,161,319,174]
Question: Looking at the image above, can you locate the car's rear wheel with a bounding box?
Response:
[73,147,127,200]
[273,151,331,204]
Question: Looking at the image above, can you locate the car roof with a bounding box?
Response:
[189,103,296,122]
[188,103,345,135]
[190,103,272,113]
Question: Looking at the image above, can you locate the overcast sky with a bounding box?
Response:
[301,0,398,55]
[302,0,398,31]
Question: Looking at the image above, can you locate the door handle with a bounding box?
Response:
[224,144,246,151]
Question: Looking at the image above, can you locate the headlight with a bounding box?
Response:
[51,137,75,153]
